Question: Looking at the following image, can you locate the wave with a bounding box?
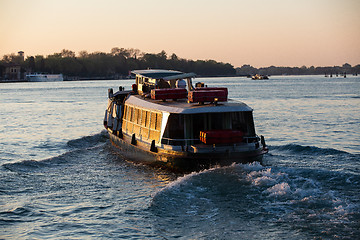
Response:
[152,166,220,196]
[67,130,108,150]
[271,144,350,155]
[2,131,109,173]
[150,162,359,239]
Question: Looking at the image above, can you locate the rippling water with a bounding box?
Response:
[0,76,359,239]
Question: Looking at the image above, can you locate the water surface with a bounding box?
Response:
[1,75,359,239]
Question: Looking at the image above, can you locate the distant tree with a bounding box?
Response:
[128,48,142,59]
[236,64,257,75]
[0,48,247,78]
[78,50,89,58]
[158,50,167,59]
[1,53,19,63]
[27,56,35,72]
[170,53,178,61]
[61,49,75,58]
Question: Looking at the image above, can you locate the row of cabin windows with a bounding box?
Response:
[122,105,162,141]
[162,112,256,145]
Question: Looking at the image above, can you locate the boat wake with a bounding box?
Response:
[67,130,109,149]
[150,160,360,239]
[270,143,350,155]
[2,131,109,173]
[266,144,360,175]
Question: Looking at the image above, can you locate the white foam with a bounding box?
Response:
[253,176,277,186]
[152,166,218,197]
[246,167,288,187]
[241,161,264,171]
[265,182,292,196]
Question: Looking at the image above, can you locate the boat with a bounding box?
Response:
[26,73,64,82]
[104,69,268,172]
[252,74,269,80]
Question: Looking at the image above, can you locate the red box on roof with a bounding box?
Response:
[188,89,227,103]
[151,88,187,100]
[195,87,228,95]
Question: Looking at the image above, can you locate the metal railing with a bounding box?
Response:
[161,136,260,146]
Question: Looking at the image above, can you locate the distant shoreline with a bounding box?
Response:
[1,74,358,83]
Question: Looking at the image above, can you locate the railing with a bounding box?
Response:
[243,136,260,143]
[161,136,260,146]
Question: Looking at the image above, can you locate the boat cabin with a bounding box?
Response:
[113,70,259,148]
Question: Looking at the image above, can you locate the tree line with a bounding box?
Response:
[236,64,360,76]
[0,48,236,79]
[1,48,359,79]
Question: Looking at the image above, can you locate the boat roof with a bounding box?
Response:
[131,69,196,81]
[125,95,253,114]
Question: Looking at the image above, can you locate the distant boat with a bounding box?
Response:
[26,73,63,82]
[252,74,269,80]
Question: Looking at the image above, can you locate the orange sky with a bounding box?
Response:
[1,0,359,67]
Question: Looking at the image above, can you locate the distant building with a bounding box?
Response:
[1,63,21,80]
[0,51,25,81]
[18,51,24,62]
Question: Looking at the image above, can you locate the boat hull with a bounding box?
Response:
[107,130,267,172]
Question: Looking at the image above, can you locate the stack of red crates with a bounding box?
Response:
[188,89,228,103]
[199,130,243,145]
[151,88,187,100]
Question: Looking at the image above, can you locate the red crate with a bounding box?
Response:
[200,130,243,145]
[195,87,228,95]
[188,90,227,103]
[151,88,187,100]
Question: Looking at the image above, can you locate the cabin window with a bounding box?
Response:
[148,112,162,141]
[142,110,149,127]
[135,108,141,125]
[123,105,127,120]
[150,112,157,129]
[156,113,162,130]
[141,110,150,139]
[128,106,135,132]
[129,107,134,122]
[230,111,255,136]
[208,113,230,130]
[163,114,185,140]
[192,113,206,140]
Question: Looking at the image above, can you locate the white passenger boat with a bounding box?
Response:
[104,69,268,172]
[26,73,64,82]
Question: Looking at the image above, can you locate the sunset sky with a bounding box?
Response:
[1,0,359,68]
